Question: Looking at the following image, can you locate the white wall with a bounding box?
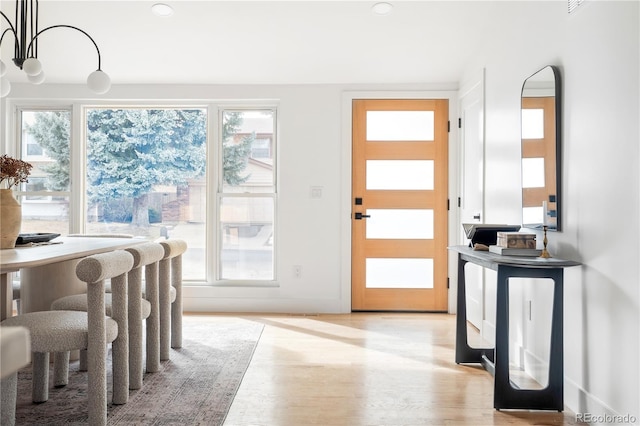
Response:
[1,0,637,421]
[1,82,458,316]
[461,0,639,422]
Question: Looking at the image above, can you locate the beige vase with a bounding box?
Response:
[0,189,22,249]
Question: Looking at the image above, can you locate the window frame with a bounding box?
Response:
[7,100,279,286]
[215,106,278,283]
[14,106,74,228]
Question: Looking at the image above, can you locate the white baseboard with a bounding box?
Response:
[523,347,549,387]
[564,378,638,425]
[482,319,495,345]
[183,295,345,314]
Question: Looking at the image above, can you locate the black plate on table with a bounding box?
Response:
[16,233,61,245]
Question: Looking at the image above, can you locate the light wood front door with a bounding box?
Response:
[522,96,557,226]
[351,99,449,311]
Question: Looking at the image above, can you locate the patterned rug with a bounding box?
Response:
[13,316,264,425]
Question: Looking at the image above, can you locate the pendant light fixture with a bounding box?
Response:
[0,0,111,97]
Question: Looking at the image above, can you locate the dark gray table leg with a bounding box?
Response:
[455,254,493,364]
[493,265,564,411]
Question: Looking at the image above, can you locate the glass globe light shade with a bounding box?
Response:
[152,3,174,16]
[0,60,6,77]
[87,70,111,94]
[0,79,11,98]
[372,2,393,15]
[28,71,46,85]
[22,58,43,76]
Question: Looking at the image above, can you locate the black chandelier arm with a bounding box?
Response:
[0,12,18,37]
[25,24,103,70]
[0,11,19,58]
[1,27,15,45]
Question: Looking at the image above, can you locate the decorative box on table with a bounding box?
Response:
[496,231,536,249]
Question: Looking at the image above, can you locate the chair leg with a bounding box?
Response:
[146,275,161,373]
[32,352,50,403]
[170,296,182,349]
[79,349,88,371]
[110,276,129,405]
[53,351,70,387]
[129,319,143,390]
[170,257,182,349]
[159,260,171,361]
[128,267,144,390]
[0,373,18,426]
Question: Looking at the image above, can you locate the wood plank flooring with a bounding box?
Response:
[218,313,584,426]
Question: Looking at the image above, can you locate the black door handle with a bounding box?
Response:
[354,212,371,220]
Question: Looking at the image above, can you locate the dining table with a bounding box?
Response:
[0,236,145,321]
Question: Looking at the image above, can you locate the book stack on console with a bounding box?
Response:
[489,232,540,256]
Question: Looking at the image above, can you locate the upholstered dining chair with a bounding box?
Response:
[159,239,187,360]
[50,242,165,390]
[0,250,134,425]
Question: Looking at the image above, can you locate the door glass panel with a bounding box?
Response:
[366,160,434,190]
[523,206,543,225]
[522,157,545,188]
[521,109,544,139]
[366,111,434,141]
[366,209,433,239]
[366,258,434,289]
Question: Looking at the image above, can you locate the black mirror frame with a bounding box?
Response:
[521,65,562,232]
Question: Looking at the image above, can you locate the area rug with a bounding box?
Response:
[13,316,264,425]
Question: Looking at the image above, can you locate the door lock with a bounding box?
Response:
[354,212,371,220]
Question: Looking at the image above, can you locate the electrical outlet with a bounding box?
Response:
[293,265,302,278]
[310,186,323,199]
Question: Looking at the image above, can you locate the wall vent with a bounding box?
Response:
[568,0,585,14]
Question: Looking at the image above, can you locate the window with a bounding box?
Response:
[14,104,277,284]
[17,109,72,236]
[218,109,276,281]
[85,108,208,281]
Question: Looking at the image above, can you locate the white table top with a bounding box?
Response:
[0,236,145,273]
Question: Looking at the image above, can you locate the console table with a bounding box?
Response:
[448,245,580,411]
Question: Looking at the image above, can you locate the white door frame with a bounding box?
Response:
[340,89,459,313]
[455,70,487,327]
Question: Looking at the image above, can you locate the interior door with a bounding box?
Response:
[351,99,448,312]
[458,78,485,329]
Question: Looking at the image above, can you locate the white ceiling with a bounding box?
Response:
[1,1,505,86]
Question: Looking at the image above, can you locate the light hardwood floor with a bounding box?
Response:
[220,313,584,426]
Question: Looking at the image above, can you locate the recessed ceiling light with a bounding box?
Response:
[152,3,174,17]
[372,2,393,15]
